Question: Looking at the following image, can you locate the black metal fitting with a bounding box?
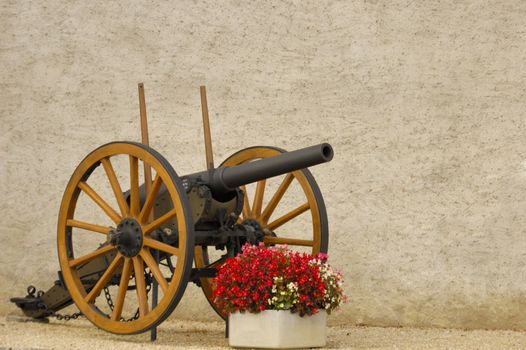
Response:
[109,218,143,257]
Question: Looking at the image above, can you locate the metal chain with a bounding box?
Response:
[27,286,84,321]
[103,271,153,322]
[51,310,83,321]
[27,270,153,323]
[103,285,140,322]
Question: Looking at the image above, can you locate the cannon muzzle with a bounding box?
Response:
[196,143,333,196]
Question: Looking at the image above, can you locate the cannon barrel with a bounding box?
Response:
[196,143,333,196]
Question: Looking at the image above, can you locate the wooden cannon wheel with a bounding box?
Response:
[57,142,194,334]
[194,146,329,318]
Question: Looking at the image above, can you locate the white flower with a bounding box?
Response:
[287,282,298,291]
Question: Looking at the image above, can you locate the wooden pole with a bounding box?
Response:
[138,83,157,342]
[200,86,214,170]
[138,83,153,196]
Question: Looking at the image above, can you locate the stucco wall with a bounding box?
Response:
[1,0,526,330]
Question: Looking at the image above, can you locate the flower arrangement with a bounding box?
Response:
[213,243,346,317]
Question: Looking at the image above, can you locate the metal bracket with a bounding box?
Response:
[189,268,218,286]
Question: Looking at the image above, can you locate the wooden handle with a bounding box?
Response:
[138,83,153,222]
[200,85,214,170]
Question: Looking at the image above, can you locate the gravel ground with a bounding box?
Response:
[1,315,525,349]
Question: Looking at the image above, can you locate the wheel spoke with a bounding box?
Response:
[263,236,314,247]
[69,245,114,268]
[142,208,177,235]
[260,173,294,222]
[138,174,162,224]
[111,257,132,321]
[66,219,110,235]
[101,158,129,217]
[241,185,251,219]
[267,202,310,231]
[129,156,140,216]
[140,249,168,293]
[85,254,123,303]
[252,180,266,217]
[143,237,179,256]
[132,256,149,317]
[78,181,121,224]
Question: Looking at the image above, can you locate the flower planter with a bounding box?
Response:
[228,310,327,349]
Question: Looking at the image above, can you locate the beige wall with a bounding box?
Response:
[2,0,526,330]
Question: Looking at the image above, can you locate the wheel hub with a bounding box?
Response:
[109,218,143,257]
[241,219,266,244]
[242,219,262,231]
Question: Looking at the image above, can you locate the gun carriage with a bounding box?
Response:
[11,85,334,335]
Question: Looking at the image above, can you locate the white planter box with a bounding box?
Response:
[228,310,327,349]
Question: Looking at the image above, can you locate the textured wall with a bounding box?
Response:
[1,0,526,330]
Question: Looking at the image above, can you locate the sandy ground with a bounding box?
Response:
[1,315,525,350]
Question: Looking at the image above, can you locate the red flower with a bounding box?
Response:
[212,243,346,316]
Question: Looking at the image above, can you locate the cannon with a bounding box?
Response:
[11,85,333,335]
